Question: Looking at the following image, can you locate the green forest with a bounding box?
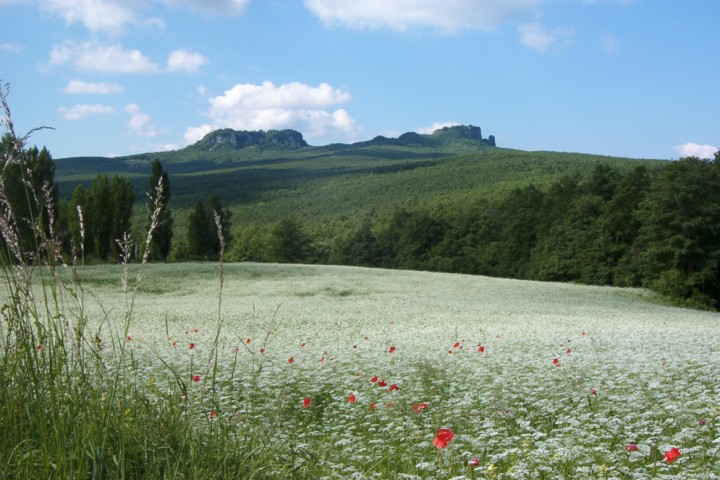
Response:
[2,127,719,310]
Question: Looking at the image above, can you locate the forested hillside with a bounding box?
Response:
[4,125,719,309]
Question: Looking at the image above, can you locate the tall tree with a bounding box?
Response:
[0,136,59,262]
[146,159,173,261]
[268,218,309,263]
[187,194,231,259]
[109,175,135,259]
[88,174,113,261]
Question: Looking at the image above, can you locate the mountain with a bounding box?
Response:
[54,125,660,222]
[187,128,309,152]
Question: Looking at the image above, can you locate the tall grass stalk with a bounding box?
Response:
[0,86,260,478]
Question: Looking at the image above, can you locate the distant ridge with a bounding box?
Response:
[181,124,496,154]
[356,125,496,149]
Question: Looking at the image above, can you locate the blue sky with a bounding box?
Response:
[1,0,718,160]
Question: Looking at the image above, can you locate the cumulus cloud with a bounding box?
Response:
[417,121,461,134]
[674,142,718,160]
[59,104,115,120]
[38,0,251,35]
[48,42,160,73]
[518,22,573,52]
[304,0,543,32]
[167,49,208,73]
[41,0,136,35]
[184,81,361,145]
[125,104,159,137]
[63,80,124,94]
[47,42,207,74]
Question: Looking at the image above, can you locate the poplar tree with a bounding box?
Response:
[146,159,173,261]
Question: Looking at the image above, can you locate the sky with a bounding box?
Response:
[0,0,718,160]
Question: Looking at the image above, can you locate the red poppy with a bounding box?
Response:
[370,375,378,383]
[303,397,311,409]
[192,374,200,382]
[189,342,195,349]
[389,383,399,392]
[389,346,396,353]
[260,347,265,354]
[126,336,132,341]
[378,379,388,387]
[477,345,485,353]
[453,342,460,348]
[664,447,681,464]
[209,410,218,419]
[433,428,454,449]
[348,394,357,403]
[468,457,480,466]
[245,338,251,344]
[552,357,560,367]
[590,388,598,395]
[413,402,428,413]
[624,444,639,452]
[370,402,378,410]
[288,357,295,364]
[172,341,177,347]
[699,417,707,425]
[36,344,43,350]
[566,348,572,354]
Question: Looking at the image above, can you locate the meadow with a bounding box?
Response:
[3,261,719,479]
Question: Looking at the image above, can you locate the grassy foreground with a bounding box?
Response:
[2,262,719,479]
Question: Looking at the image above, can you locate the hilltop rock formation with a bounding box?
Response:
[431,125,495,146]
[190,128,309,152]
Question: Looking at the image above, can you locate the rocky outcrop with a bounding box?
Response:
[190,129,309,152]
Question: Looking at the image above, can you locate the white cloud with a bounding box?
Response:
[184,81,361,145]
[167,49,208,73]
[304,0,544,32]
[0,43,25,54]
[162,0,250,15]
[41,0,136,35]
[145,17,167,30]
[417,121,461,134]
[518,22,573,52]
[47,42,207,74]
[59,104,115,120]
[125,104,159,137]
[63,80,124,94]
[48,42,160,73]
[151,143,179,152]
[674,142,718,160]
[38,0,251,35]
[600,34,620,53]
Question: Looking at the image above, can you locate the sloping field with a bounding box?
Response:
[63,262,719,478]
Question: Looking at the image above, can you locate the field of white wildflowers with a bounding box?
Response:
[61,263,720,478]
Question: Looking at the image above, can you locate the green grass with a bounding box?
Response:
[3,262,719,479]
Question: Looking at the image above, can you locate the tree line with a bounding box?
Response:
[231,155,720,310]
[2,132,718,309]
[0,136,229,264]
